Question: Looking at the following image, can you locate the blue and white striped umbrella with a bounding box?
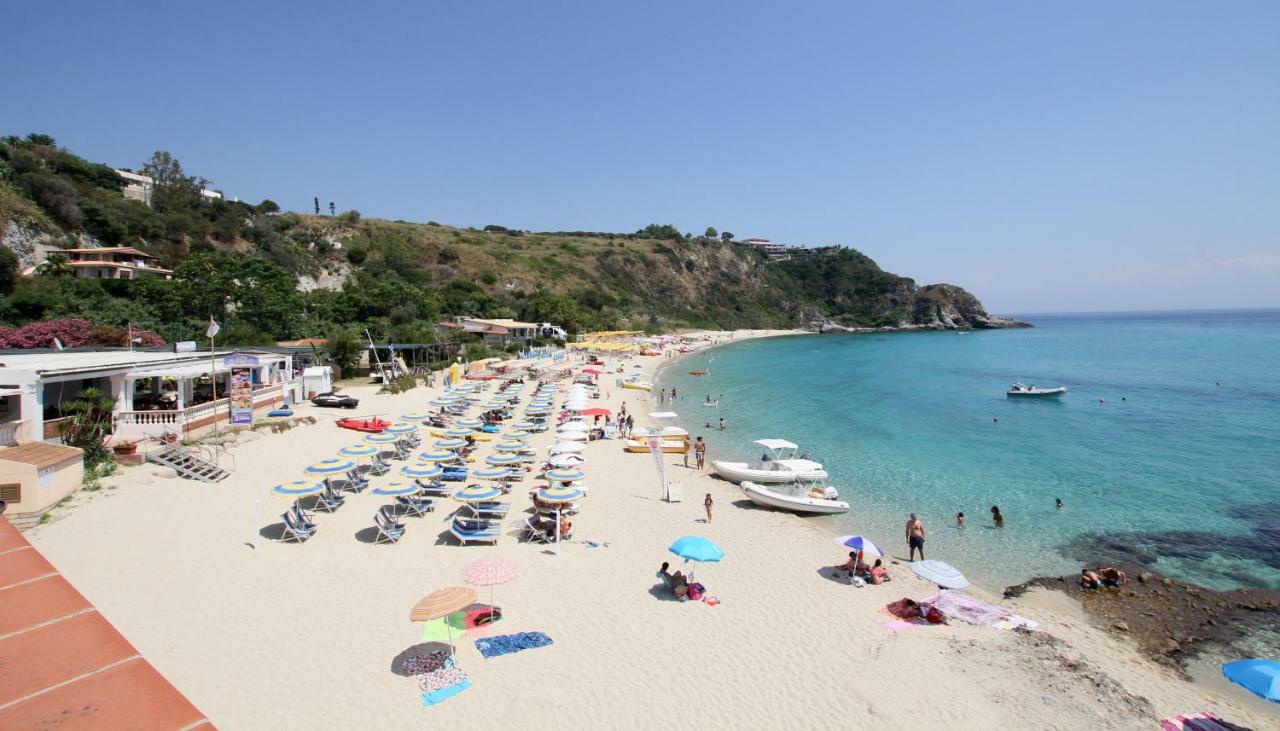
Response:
[442,428,476,438]
[401,412,432,421]
[339,444,379,458]
[364,433,400,444]
[503,430,532,440]
[418,450,459,462]
[455,419,484,428]
[401,463,444,478]
[510,421,539,430]
[493,440,528,452]
[430,397,460,407]
[306,458,356,475]
[272,480,323,497]
[384,422,418,435]
[525,407,552,415]
[453,484,503,502]
[372,481,419,496]
[434,438,468,450]
[485,453,522,466]
[472,467,513,480]
[545,468,586,482]
[834,535,885,558]
[537,484,585,503]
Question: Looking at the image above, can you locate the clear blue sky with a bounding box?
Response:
[4,1,1278,313]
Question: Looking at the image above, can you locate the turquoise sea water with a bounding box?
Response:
[656,310,1280,592]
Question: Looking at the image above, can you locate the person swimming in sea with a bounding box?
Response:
[956,511,965,527]
[990,505,1004,526]
[1055,498,1063,510]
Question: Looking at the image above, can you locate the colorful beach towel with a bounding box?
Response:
[1160,711,1241,730]
[923,591,1014,626]
[423,679,471,707]
[474,631,554,659]
[420,608,496,642]
[402,651,472,707]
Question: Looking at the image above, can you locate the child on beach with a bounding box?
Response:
[704,493,714,524]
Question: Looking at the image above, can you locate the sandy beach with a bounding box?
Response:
[24,330,1279,730]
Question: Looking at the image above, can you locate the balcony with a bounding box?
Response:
[115,384,286,440]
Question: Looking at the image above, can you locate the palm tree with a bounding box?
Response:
[59,387,117,464]
[37,252,73,277]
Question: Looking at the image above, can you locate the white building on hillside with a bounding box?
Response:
[114,169,224,206]
[742,237,791,261]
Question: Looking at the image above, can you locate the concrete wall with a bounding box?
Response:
[0,452,84,527]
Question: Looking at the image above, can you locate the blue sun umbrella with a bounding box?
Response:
[401,412,432,421]
[418,450,458,462]
[536,484,585,503]
[453,484,503,502]
[493,440,528,452]
[339,444,379,458]
[668,536,725,563]
[401,463,444,478]
[272,480,323,497]
[485,453,522,466]
[442,428,476,438]
[472,467,513,481]
[430,398,458,407]
[503,430,532,440]
[834,535,885,558]
[1222,659,1280,703]
[364,433,400,445]
[545,468,586,482]
[306,458,356,475]
[434,438,469,450]
[510,421,539,430]
[455,419,484,428]
[372,481,419,496]
[384,422,418,435]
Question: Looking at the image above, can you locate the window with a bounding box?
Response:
[0,483,20,503]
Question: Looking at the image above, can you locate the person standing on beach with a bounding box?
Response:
[718,417,725,430]
[906,513,926,560]
[704,493,714,524]
[694,436,706,470]
[672,387,678,400]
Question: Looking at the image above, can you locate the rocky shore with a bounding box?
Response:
[1005,566,1280,675]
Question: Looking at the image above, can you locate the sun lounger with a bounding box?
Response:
[450,520,499,545]
[466,501,510,517]
[369,455,392,476]
[282,510,316,542]
[345,469,369,492]
[315,481,346,512]
[522,517,553,543]
[374,506,406,543]
[396,495,435,517]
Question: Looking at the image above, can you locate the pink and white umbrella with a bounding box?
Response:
[461,557,518,621]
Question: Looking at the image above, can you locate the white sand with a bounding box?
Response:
[27,331,1278,730]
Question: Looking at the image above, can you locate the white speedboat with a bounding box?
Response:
[741,479,849,515]
[1007,382,1067,398]
[712,439,827,483]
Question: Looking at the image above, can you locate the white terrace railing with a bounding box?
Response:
[114,383,286,440]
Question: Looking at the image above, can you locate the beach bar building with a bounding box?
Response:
[0,349,298,445]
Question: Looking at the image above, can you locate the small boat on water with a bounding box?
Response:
[688,369,708,376]
[1007,382,1068,398]
[741,479,849,515]
[712,439,828,484]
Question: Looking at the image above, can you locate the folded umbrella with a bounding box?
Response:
[910,560,970,590]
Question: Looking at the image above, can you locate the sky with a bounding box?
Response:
[3,1,1278,313]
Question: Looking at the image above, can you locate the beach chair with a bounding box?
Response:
[315,481,346,512]
[369,455,392,476]
[450,519,499,545]
[345,469,369,492]
[396,494,435,517]
[282,510,316,542]
[374,506,406,544]
[522,517,553,543]
[466,501,510,518]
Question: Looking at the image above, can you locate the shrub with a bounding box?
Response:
[346,246,367,265]
[338,209,361,224]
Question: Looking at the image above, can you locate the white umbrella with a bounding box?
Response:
[910,560,970,590]
[549,453,586,468]
[556,431,588,442]
[549,441,585,454]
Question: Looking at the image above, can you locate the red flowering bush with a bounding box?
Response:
[0,318,165,349]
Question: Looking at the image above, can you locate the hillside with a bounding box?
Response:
[0,133,1025,347]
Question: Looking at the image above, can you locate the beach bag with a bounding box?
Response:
[926,607,944,624]
[687,584,703,601]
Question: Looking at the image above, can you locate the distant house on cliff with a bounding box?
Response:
[441,317,566,346]
[742,237,791,261]
[60,247,173,280]
[113,169,224,206]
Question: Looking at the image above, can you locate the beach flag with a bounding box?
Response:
[206,317,221,339]
[648,434,667,498]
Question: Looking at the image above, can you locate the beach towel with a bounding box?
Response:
[1160,711,1241,730]
[422,678,471,706]
[924,591,1014,626]
[880,619,927,632]
[992,614,1040,631]
[403,650,472,707]
[474,631,554,659]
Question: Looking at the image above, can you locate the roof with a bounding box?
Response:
[772,458,823,471]
[67,261,173,274]
[0,443,82,469]
[0,350,281,378]
[62,247,159,259]
[276,338,327,347]
[754,438,798,451]
[468,318,539,329]
[0,520,211,729]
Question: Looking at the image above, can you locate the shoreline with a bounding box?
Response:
[20,333,1279,729]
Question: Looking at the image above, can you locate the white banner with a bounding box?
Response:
[648,435,666,498]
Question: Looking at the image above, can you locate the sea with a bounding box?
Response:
[655,309,1280,593]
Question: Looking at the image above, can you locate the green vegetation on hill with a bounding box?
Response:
[0,134,1014,346]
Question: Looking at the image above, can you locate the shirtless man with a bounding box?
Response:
[906,513,926,561]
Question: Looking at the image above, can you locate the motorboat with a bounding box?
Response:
[335,417,389,433]
[712,439,827,483]
[741,479,849,515]
[1007,382,1067,398]
[620,379,652,392]
[688,369,708,376]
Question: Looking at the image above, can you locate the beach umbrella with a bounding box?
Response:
[834,534,885,573]
[364,433,400,445]
[338,444,379,458]
[462,557,519,621]
[400,412,432,421]
[372,481,418,496]
[537,484,586,555]
[668,535,725,563]
[485,453,522,466]
[509,420,539,430]
[453,484,503,503]
[384,422,418,435]
[503,430,532,440]
[471,467,513,481]
[271,480,323,497]
[556,430,588,442]
[455,418,484,429]
[549,441,585,454]
[443,427,476,438]
[418,450,459,462]
[401,463,443,479]
[305,458,356,475]
[494,440,528,452]
[910,560,970,590]
[1221,659,1280,703]
[549,453,585,468]
[410,586,478,656]
[545,468,586,482]
[434,438,469,450]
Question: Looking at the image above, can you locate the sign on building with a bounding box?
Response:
[224,354,260,425]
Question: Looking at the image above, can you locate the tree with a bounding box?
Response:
[37,252,73,277]
[257,199,280,214]
[58,387,116,467]
[721,231,734,242]
[704,227,718,239]
[323,326,362,376]
[142,151,207,213]
[0,248,18,296]
[25,133,56,147]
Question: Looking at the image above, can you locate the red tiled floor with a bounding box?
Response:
[0,524,28,553]
[0,657,208,731]
[0,610,138,707]
[0,546,56,589]
[0,574,92,638]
